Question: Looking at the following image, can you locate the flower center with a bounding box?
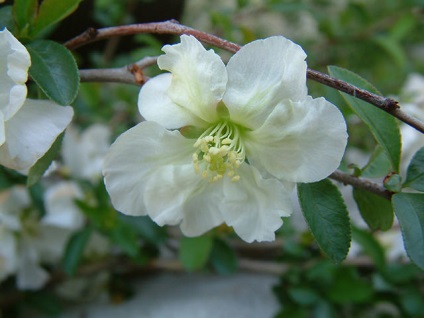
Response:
[193,121,245,183]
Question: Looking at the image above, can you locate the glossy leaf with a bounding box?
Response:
[32,0,82,36]
[27,40,79,105]
[27,133,64,186]
[328,66,401,172]
[62,227,92,276]
[179,235,213,271]
[353,188,393,231]
[392,193,424,270]
[13,0,38,32]
[298,179,351,263]
[404,147,424,191]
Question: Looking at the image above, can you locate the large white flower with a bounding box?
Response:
[0,28,74,171]
[103,35,348,242]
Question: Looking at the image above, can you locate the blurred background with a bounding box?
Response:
[1,0,424,317]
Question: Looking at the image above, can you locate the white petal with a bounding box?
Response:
[0,111,5,146]
[0,99,73,171]
[245,97,348,183]
[156,35,227,124]
[42,181,85,230]
[0,29,30,120]
[17,239,49,290]
[103,121,195,218]
[0,227,18,281]
[138,73,208,129]
[223,36,307,129]
[223,164,293,243]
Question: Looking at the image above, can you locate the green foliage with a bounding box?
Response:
[0,5,15,31]
[27,40,80,105]
[209,238,238,274]
[353,188,393,231]
[298,179,351,263]
[361,146,392,179]
[351,227,386,270]
[27,133,64,187]
[179,235,213,272]
[392,193,424,270]
[13,0,38,33]
[328,66,401,172]
[404,147,424,191]
[62,227,93,276]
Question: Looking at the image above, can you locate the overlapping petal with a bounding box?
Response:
[138,73,208,129]
[103,121,195,218]
[222,164,293,242]
[245,97,348,183]
[0,99,74,170]
[223,36,307,129]
[0,28,30,121]
[156,34,227,125]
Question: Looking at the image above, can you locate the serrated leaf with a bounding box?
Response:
[62,227,92,276]
[27,40,79,105]
[13,0,38,32]
[210,238,238,274]
[351,226,386,270]
[392,193,424,270]
[27,133,64,186]
[404,147,424,191]
[179,235,213,271]
[328,66,401,172]
[32,0,82,36]
[353,188,394,231]
[298,179,351,263]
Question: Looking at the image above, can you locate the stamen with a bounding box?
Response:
[192,120,245,183]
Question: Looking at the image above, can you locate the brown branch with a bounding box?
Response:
[66,20,424,134]
[329,170,393,200]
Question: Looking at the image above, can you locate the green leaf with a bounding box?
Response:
[351,226,386,270]
[383,173,402,192]
[392,193,424,270]
[31,0,82,36]
[13,0,38,32]
[298,179,351,263]
[404,147,424,191]
[179,235,213,271]
[328,66,401,172]
[110,222,140,258]
[353,188,393,231]
[0,6,15,30]
[118,214,167,245]
[62,227,92,276]
[361,146,392,178]
[27,132,64,186]
[288,287,320,306]
[27,40,79,105]
[373,35,406,70]
[210,238,238,274]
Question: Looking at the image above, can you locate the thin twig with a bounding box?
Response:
[330,170,392,200]
[66,20,424,134]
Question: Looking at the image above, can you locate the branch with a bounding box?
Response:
[329,170,392,200]
[65,20,424,134]
[79,56,158,84]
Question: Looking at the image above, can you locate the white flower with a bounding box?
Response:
[103,35,347,242]
[0,28,74,171]
[0,225,18,283]
[62,124,111,181]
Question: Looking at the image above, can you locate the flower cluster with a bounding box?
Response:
[0,28,73,172]
[103,35,348,242]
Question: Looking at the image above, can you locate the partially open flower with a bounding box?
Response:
[103,35,347,242]
[0,28,73,171]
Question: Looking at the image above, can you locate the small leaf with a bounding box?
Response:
[353,188,393,231]
[404,147,424,191]
[328,66,401,172]
[361,146,392,178]
[392,193,424,270]
[31,0,82,36]
[179,235,213,271]
[62,227,92,276]
[13,0,38,32]
[27,133,64,186]
[298,179,351,263]
[383,173,402,192]
[210,238,238,274]
[27,40,79,105]
[351,226,386,270]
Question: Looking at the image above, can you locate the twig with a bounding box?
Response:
[66,20,424,134]
[330,170,392,200]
